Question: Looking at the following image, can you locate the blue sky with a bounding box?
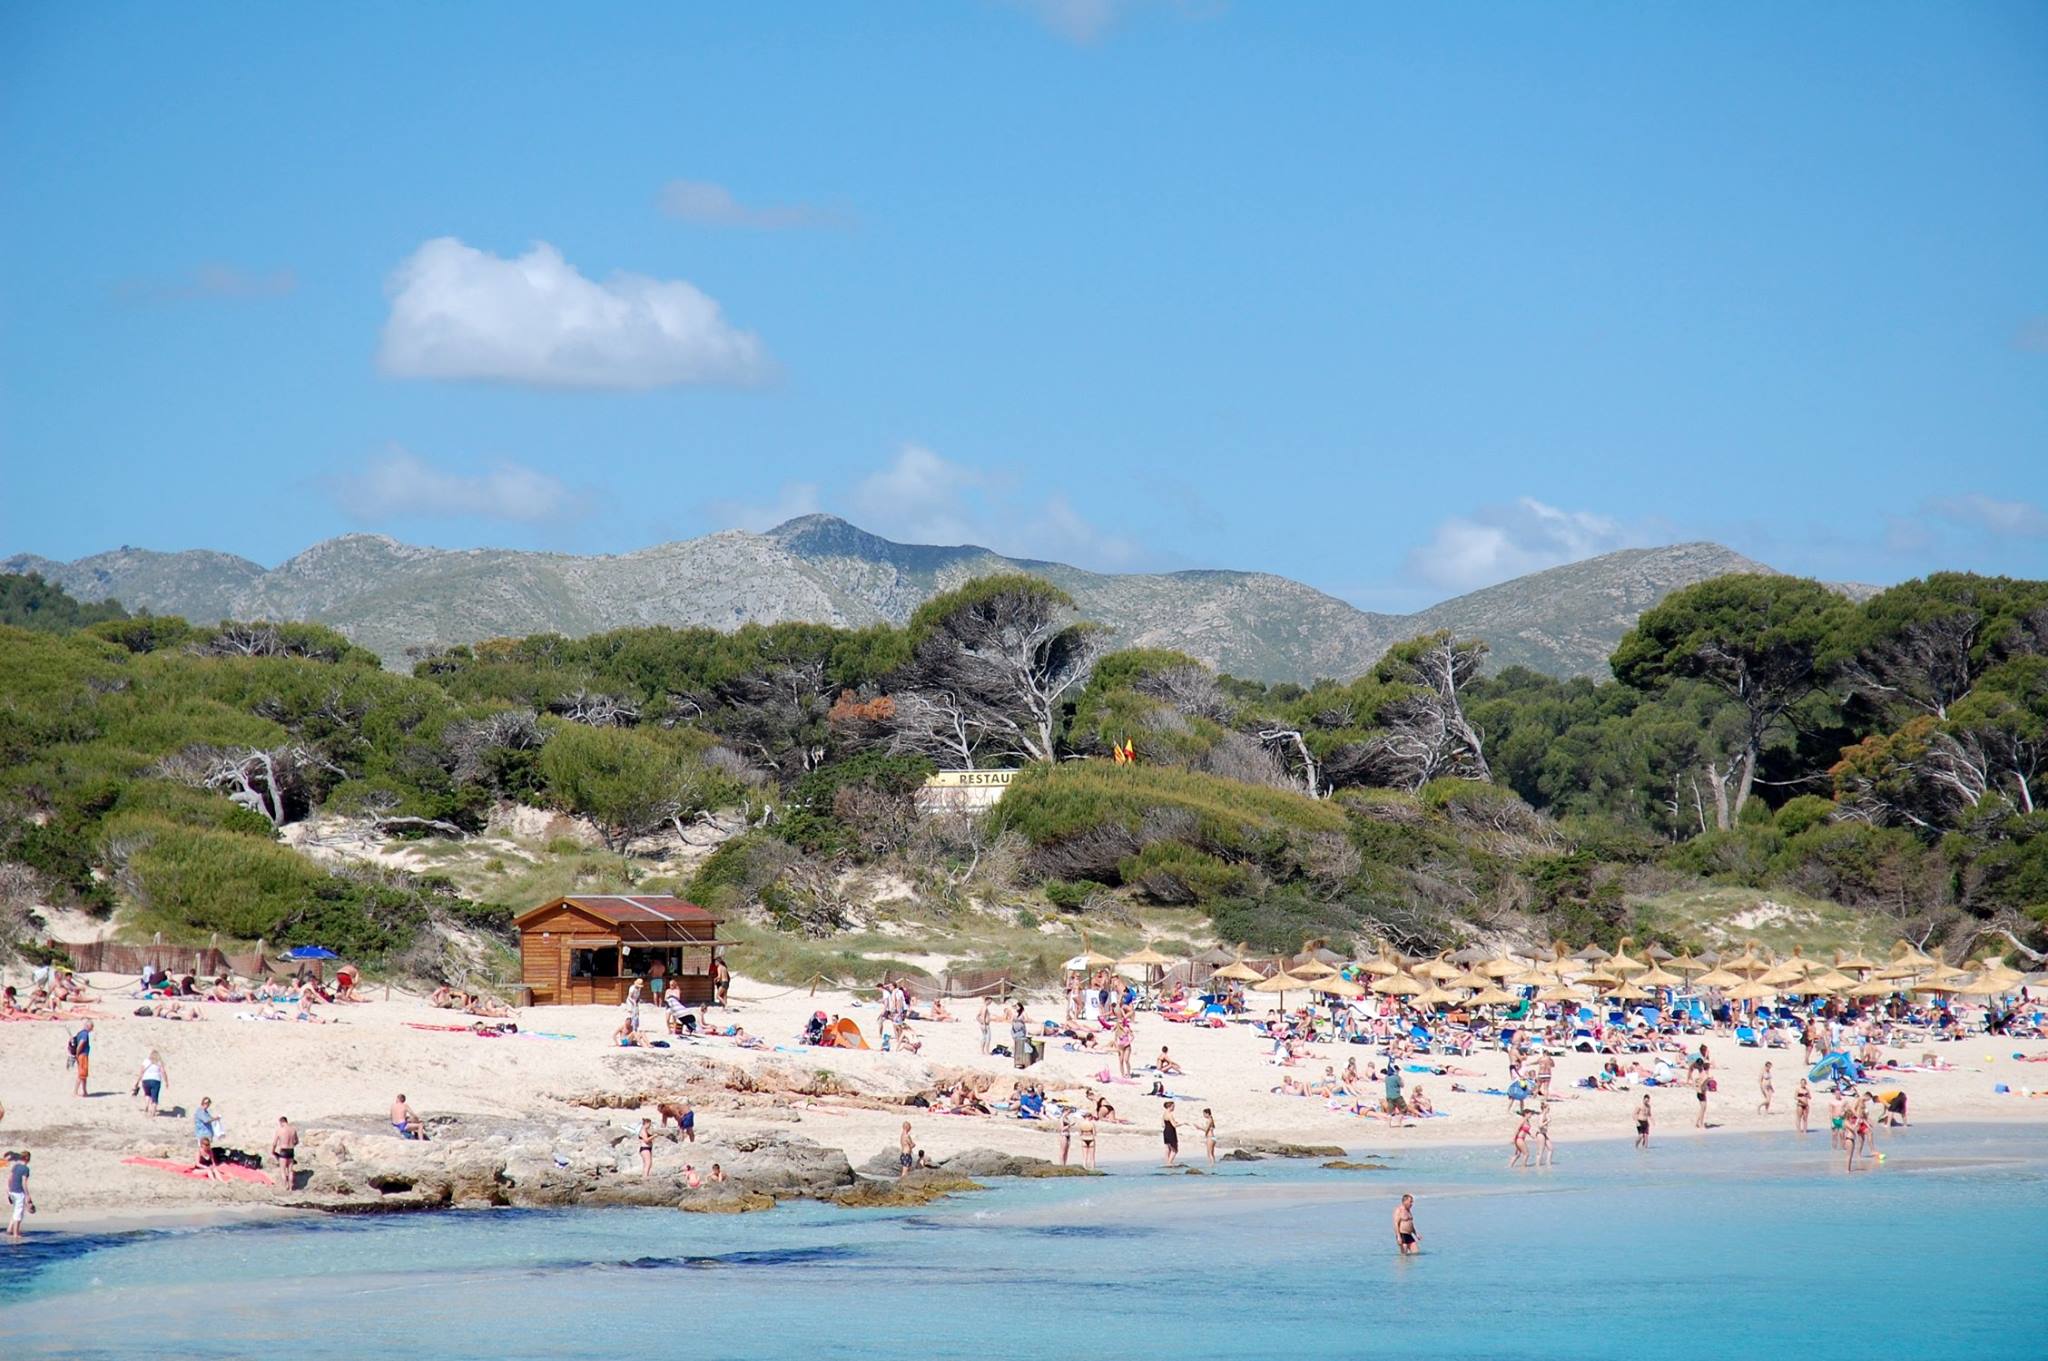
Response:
[3,1,2045,611]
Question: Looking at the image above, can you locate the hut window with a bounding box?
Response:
[570,947,620,978]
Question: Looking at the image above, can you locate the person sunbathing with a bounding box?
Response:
[149,1002,206,1021]
[1156,1047,1184,1076]
[894,1023,923,1055]
[428,984,453,1008]
[1409,1085,1436,1117]
[205,977,247,1003]
[390,1094,429,1139]
[333,970,363,1003]
[730,1026,764,1050]
[614,1017,642,1047]
[928,997,953,1022]
[464,993,512,1019]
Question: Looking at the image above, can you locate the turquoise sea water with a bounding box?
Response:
[3,1125,2042,1360]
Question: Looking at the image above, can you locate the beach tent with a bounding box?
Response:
[825,1018,870,1049]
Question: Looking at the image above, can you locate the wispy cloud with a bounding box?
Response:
[114,264,296,304]
[1003,0,1217,45]
[657,179,848,230]
[708,444,1143,570]
[329,447,589,524]
[1925,493,2048,540]
[376,237,770,390]
[1404,497,1666,592]
[705,481,823,533]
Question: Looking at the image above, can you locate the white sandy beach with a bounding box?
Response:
[4,970,2045,1227]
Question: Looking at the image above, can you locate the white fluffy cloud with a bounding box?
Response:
[1404,497,1659,592]
[377,237,770,390]
[658,179,842,230]
[1926,493,2048,540]
[331,448,586,524]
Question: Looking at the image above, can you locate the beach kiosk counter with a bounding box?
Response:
[516,894,731,1007]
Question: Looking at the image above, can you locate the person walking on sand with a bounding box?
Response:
[67,1020,93,1097]
[638,1118,655,1178]
[1161,1101,1180,1168]
[1634,1093,1652,1150]
[977,998,992,1056]
[898,1121,915,1180]
[1758,1061,1775,1115]
[5,1151,32,1238]
[1795,1079,1811,1134]
[193,1097,222,1182]
[1509,1108,1531,1168]
[1057,1106,1074,1166]
[1114,1013,1134,1078]
[1201,1108,1217,1167]
[271,1116,298,1191]
[1079,1110,1098,1171]
[1393,1194,1419,1255]
[133,1050,167,1116]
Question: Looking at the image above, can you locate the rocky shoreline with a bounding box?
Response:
[102,1114,1363,1218]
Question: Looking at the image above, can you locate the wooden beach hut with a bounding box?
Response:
[516,894,732,1007]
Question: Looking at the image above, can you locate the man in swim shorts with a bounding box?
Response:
[898,1120,915,1179]
[1161,1101,1179,1168]
[272,1116,298,1191]
[1393,1193,1419,1254]
[391,1094,427,1140]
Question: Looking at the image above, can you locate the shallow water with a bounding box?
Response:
[3,1125,2042,1360]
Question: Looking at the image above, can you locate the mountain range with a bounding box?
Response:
[6,517,1801,681]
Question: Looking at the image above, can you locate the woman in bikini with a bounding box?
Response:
[1079,1111,1098,1171]
[1794,1078,1811,1133]
[1509,1110,1531,1168]
[1201,1108,1216,1166]
[1757,1060,1775,1115]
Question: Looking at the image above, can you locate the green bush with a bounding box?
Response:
[1043,878,1103,910]
[1774,794,1837,838]
[1118,842,1248,904]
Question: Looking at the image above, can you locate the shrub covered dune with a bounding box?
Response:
[0,567,2044,982]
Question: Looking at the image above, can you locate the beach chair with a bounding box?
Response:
[1735,1025,1759,1047]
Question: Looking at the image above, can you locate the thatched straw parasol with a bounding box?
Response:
[1606,980,1652,1001]
[1118,945,1173,969]
[1634,964,1683,989]
[1450,944,1495,966]
[1833,948,1878,974]
[1211,959,1265,983]
[1571,943,1611,962]
[1469,984,1519,1006]
[1607,938,1648,974]
[1308,974,1366,999]
[1726,980,1778,1003]
[1371,973,1424,997]
[1803,969,1856,994]
[1356,950,1403,977]
[1693,966,1745,989]
[1250,971,1310,999]
[1479,954,1524,979]
[1666,952,1709,976]
[1536,983,1591,1004]
[1414,983,1461,1008]
[1848,977,1901,999]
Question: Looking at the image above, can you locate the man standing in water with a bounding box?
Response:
[1634,1093,1652,1149]
[1393,1194,1419,1255]
[5,1151,32,1238]
[1161,1101,1180,1168]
